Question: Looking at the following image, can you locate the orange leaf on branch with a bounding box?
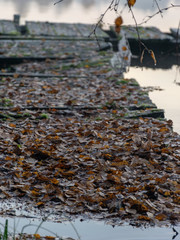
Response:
[114,16,123,33]
[115,16,123,27]
[149,50,157,66]
[128,0,136,8]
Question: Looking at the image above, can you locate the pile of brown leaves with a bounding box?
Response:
[0,40,179,226]
[0,113,180,225]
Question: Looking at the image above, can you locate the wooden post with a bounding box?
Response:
[14,14,20,27]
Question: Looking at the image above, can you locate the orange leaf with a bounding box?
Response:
[115,16,123,27]
[149,50,157,65]
[34,234,41,239]
[50,178,59,185]
[138,215,151,221]
[36,202,45,207]
[15,172,20,178]
[31,190,40,196]
[123,56,129,61]
[122,46,127,51]
[13,73,19,78]
[164,191,171,196]
[9,123,16,128]
[159,127,169,132]
[161,148,170,154]
[128,0,136,8]
[112,110,117,114]
[115,16,123,33]
[155,214,167,221]
[5,156,13,161]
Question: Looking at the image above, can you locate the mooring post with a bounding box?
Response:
[13,14,20,28]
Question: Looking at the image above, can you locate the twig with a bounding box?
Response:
[154,0,163,18]
[128,6,153,62]
[175,20,180,57]
[128,7,142,54]
[88,0,121,39]
[69,221,81,240]
[174,20,180,83]
[139,4,180,25]
[54,0,63,5]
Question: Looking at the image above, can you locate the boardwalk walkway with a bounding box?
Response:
[0,18,179,227]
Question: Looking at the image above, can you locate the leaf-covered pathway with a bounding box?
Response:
[0,39,179,227]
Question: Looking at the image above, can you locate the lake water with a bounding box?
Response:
[126,64,180,134]
[0,217,180,240]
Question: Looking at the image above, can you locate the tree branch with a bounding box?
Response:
[54,0,63,5]
[154,0,163,18]
[140,4,180,25]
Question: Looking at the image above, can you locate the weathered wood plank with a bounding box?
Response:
[25,21,109,38]
[121,26,174,40]
[0,20,19,35]
[0,106,164,119]
[0,72,89,78]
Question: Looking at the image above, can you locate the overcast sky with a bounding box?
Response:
[1,0,179,31]
[4,0,178,14]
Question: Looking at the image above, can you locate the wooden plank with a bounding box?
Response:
[0,106,98,111]
[0,56,75,65]
[0,36,106,41]
[0,72,90,78]
[122,26,174,40]
[25,21,109,39]
[0,107,164,119]
[0,20,19,35]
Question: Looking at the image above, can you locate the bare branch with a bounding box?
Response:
[89,0,122,38]
[154,0,163,18]
[140,4,180,25]
[128,4,158,65]
[128,6,152,56]
[54,0,63,5]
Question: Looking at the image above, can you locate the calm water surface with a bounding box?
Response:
[126,65,180,134]
[0,217,180,240]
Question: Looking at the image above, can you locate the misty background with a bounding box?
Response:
[0,0,179,31]
[2,0,179,15]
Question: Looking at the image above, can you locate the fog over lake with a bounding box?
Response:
[1,0,180,31]
[2,0,179,12]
